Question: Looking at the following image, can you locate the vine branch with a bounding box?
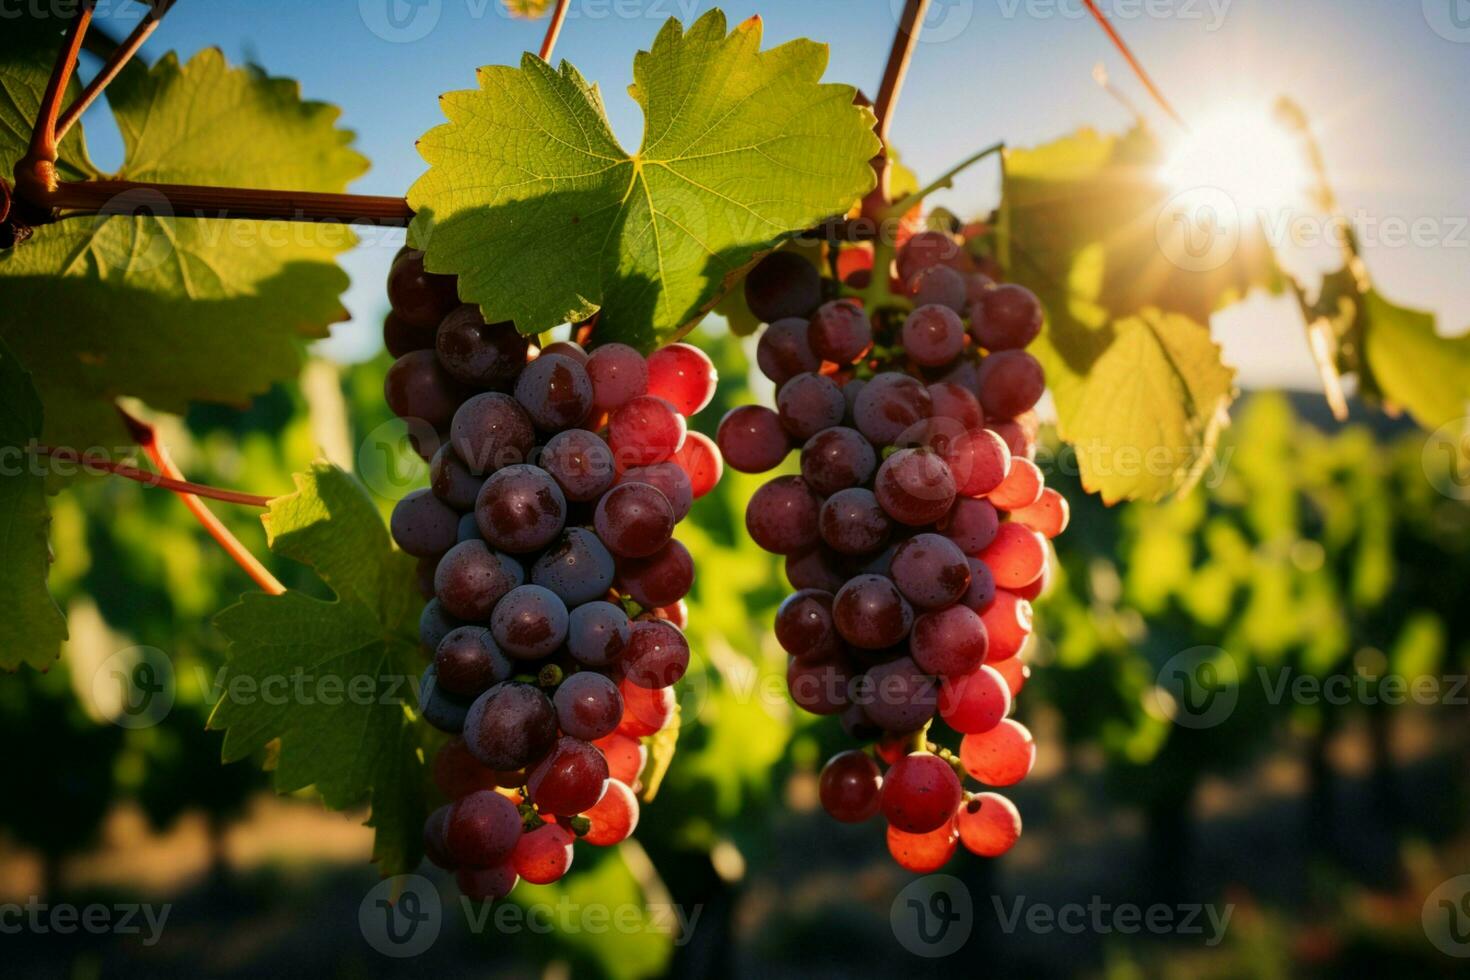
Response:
[40,178,414,227]
[116,410,286,596]
[539,0,573,62]
[1080,0,1184,128]
[874,0,929,149]
[55,7,169,143]
[871,0,930,201]
[18,4,92,195]
[32,444,274,508]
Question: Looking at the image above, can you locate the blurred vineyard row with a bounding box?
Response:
[2,329,1466,978]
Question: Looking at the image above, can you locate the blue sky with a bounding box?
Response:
[75,0,1470,389]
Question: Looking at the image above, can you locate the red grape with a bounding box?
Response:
[881,752,962,833]
[647,343,717,416]
[960,718,1035,787]
[819,750,882,822]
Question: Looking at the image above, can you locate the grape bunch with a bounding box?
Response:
[381,247,723,899]
[719,231,1067,872]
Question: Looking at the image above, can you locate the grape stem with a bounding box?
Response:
[116,408,287,596]
[883,142,1005,223]
[538,0,573,61]
[54,6,170,143]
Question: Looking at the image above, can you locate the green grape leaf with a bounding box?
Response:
[1360,290,1470,432]
[1001,127,1265,501]
[408,10,878,349]
[1065,310,1236,504]
[0,32,367,451]
[639,702,680,803]
[209,464,426,875]
[0,338,68,670]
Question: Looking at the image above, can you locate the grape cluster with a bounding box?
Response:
[719,231,1067,872]
[382,247,722,899]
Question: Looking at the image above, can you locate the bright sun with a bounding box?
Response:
[1161,103,1309,219]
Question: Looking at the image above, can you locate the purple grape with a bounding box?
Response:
[800,426,877,496]
[541,429,616,502]
[435,538,525,620]
[717,405,791,474]
[745,251,821,324]
[618,462,693,522]
[908,265,968,314]
[775,589,838,659]
[889,533,971,609]
[833,574,914,649]
[566,601,631,667]
[910,604,989,677]
[419,663,473,734]
[938,498,1000,554]
[431,445,486,512]
[435,626,514,698]
[756,317,820,385]
[745,476,822,555]
[777,373,846,441]
[874,449,956,526]
[531,527,616,607]
[901,305,966,367]
[819,487,892,556]
[808,300,872,364]
[476,464,567,553]
[617,539,694,609]
[595,482,675,559]
[451,392,536,476]
[527,736,610,816]
[859,656,938,733]
[465,682,559,771]
[445,788,523,867]
[385,350,468,431]
[420,599,464,655]
[785,548,847,593]
[436,306,529,386]
[553,672,623,740]
[515,353,594,432]
[491,584,570,659]
[621,619,691,689]
[976,350,1046,420]
[853,373,932,446]
[959,557,997,612]
[391,489,460,558]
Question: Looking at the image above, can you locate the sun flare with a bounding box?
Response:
[1161,103,1309,219]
